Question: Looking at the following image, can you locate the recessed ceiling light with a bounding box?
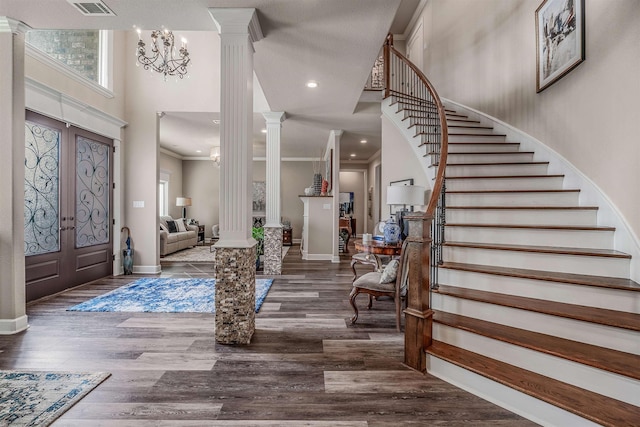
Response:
[350,153,356,157]
[306,81,318,88]
[360,139,367,144]
[212,119,220,124]
[261,129,267,133]
[196,150,202,153]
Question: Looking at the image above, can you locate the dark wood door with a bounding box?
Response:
[24,111,113,301]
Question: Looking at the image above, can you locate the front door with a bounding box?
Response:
[24,111,113,301]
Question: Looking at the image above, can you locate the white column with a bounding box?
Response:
[262,111,285,275]
[330,130,343,263]
[210,8,263,248]
[209,8,263,344]
[263,111,285,228]
[0,17,30,334]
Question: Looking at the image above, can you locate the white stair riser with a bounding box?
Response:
[446,119,480,126]
[438,268,640,314]
[431,293,639,355]
[446,208,597,226]
[433,324,640,406]
[442,245,629,278]
[444,226,614,249]
[446,153,533,163]
[446,191,580,206]
[448,143,522,153]
[447,176,564,191]
[446,127,495,135]
[448,134,507,143]
[427,356,602,427]
[446,163,548,176]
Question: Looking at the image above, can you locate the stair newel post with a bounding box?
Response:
[403,212,434,373]
[383,33,392,99]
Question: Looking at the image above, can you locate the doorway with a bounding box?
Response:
[24,111,114,301]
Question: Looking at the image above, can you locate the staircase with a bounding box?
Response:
[383,95,640,426]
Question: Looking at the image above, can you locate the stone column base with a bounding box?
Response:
[214,245,256,344]
[263,226,283,275]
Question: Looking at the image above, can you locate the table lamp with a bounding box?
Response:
[176,196,192,219]
[386,184,425,240]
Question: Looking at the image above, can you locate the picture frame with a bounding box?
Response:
[536,0,585,92]
[389,178,414,215]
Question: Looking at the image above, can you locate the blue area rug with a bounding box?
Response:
[0,371,110,426]
[67,277,274,313]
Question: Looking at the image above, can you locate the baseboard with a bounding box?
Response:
[0,315,29,335]
[133,264,161,274]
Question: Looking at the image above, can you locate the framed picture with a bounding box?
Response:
[389,178,414,215]
[536,0,585,92]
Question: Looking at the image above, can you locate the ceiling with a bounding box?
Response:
[0,0,423,162]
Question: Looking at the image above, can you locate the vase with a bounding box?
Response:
[313,173,322,196]
[383,216,401,245]
[122,248,133,275]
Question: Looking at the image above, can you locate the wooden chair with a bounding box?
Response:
[349,240,408,331]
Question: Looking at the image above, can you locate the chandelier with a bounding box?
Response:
[210,146,221,167]
[136,29,190,80]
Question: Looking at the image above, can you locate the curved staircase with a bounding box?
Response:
[383,95,640,426]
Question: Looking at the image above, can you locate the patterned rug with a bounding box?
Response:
[0,371,110,426]
[161,245,290,263]
[67,277,274,313]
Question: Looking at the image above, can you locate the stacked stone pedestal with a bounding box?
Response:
[264,226,283,275]
[214,246,256,344]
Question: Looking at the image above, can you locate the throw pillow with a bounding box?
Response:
[379,259,399,283]
[166,220,178,233]
[176,218,187,232]
[159,223,168,232]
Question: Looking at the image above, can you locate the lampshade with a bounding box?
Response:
[386,185,425,206]
[176,197,192,207]
[210,146,220,166]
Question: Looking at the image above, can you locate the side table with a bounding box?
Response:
[282,228,293,246]
[197,225,205,245]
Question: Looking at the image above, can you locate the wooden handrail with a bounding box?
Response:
[383,35,448,372]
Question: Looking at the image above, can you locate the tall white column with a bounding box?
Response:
[209,8,263,344]
[262,111,285,275]
[330,130,343,263]
[0,17,30,334]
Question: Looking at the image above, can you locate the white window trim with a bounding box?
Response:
[25,30,114,99]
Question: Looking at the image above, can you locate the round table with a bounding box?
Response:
[351,239,403,279]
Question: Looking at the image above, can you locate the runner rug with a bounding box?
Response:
[0,371,110,426]
[67,277,274,313]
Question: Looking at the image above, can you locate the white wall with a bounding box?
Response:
[180,159,313,241]
[123,30,221,271]
[416,0,640,244]
[381,114,429,219]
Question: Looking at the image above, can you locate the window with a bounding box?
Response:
[159,180,168,217]
[25,29,112,90]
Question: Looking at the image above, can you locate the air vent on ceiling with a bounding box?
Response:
[66,0,116,16]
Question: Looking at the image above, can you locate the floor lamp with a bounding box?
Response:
[176,197,192,219]
[386,185,425,240]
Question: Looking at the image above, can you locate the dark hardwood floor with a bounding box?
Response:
[0,244,537,426]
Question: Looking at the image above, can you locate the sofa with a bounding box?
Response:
[159,215,198,256]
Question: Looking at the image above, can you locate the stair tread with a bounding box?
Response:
[446,189,580,194]
[435,284,640,331]
[446,174,564,180]
[445,161,547,166]
[445,223,615,231]
[448,133,507,137]
[433,311,640,380]
[440,262,640,292]
[447,205,598,210]
[427,341,640,427]
[447,125,494,129]
[444,241,631,258]
[447,151,534,155]
[448,142,520,146]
